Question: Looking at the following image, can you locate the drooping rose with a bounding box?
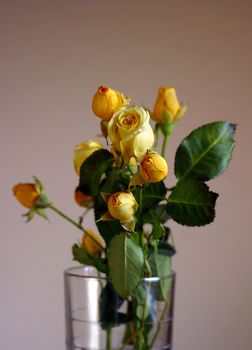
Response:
[92,85,129,121]
[73,140,103,176]
[12,177,49,221]
[12,183,39,209]
[108,106,154,163]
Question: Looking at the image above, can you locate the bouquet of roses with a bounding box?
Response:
[13,85,236,350]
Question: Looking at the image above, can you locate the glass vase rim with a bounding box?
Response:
[64,265,175,281]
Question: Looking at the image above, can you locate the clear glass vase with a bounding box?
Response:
[64,266,175,350]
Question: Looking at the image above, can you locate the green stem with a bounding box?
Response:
[134,279,151,350]
[134,334,144,350]
[153,123,161,150]
[79,207,90,225]
[48,204,104,250]
[138,187,143,231]
[161,134,169,158]
[149,299,170,348]
[144,258,152,277]
[48,204,82,230]
[106,327,112,350]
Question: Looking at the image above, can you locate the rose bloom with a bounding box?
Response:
[12,183,39,209]
[139,152,168,183]
[152,86,185,123]
[81,229,105,257]
[92,85,129,121]
[108,106,154,163]
[107,191,137,222]
[73,140,103,176]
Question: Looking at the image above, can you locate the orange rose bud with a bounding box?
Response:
[12,183,39,209]
[81,230,104,257]
[74,189,93,207]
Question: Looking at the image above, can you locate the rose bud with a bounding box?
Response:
[152,86,187,124]
[100,191,138,232]
[74,188,93,208]
[12,177,49,221]
[12,183,39,209]
[92,85,129,121]
[81,229,105,257]
[108,106,154,163]
[140,152,168,182]
[107,191,137,221]
[130,152,168,187]
[73,140,103,176]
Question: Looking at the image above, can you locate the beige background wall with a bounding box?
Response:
[1,0,251,349]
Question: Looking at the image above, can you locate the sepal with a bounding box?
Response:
[159,121,175,136]
[22,209,36,222]
[98,211,114,221]
[121,216,136,232]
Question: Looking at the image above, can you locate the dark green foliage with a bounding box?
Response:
[72,244,107,273]
[166,179,218,226]
[175,122,236,181]
[107,233,145,298]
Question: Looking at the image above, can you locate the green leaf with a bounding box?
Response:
[151,222,165,240]
[79,149,114,196]
[72,244,108,273]
[166,179,218,226]
[95,218,124,246]
[133,182,167,213]
[107,233,144,298]
[175,121,236,181]
[148,209,166,239]
[143,204,170,224]
[158,238,176,257]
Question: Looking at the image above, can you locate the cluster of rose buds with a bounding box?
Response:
[13,85,185,256]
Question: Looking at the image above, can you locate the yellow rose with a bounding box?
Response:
[140,152,168,182]
[81,229,105,257]
[92,85,129,121]
[152,86,186,123]
[73,140,103,175]
[100,191,138,232]
[130,152,168,186]
[74,188,93,207]
[12,183,39,208]
[107,191,137,221]
[108,106,154,163]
